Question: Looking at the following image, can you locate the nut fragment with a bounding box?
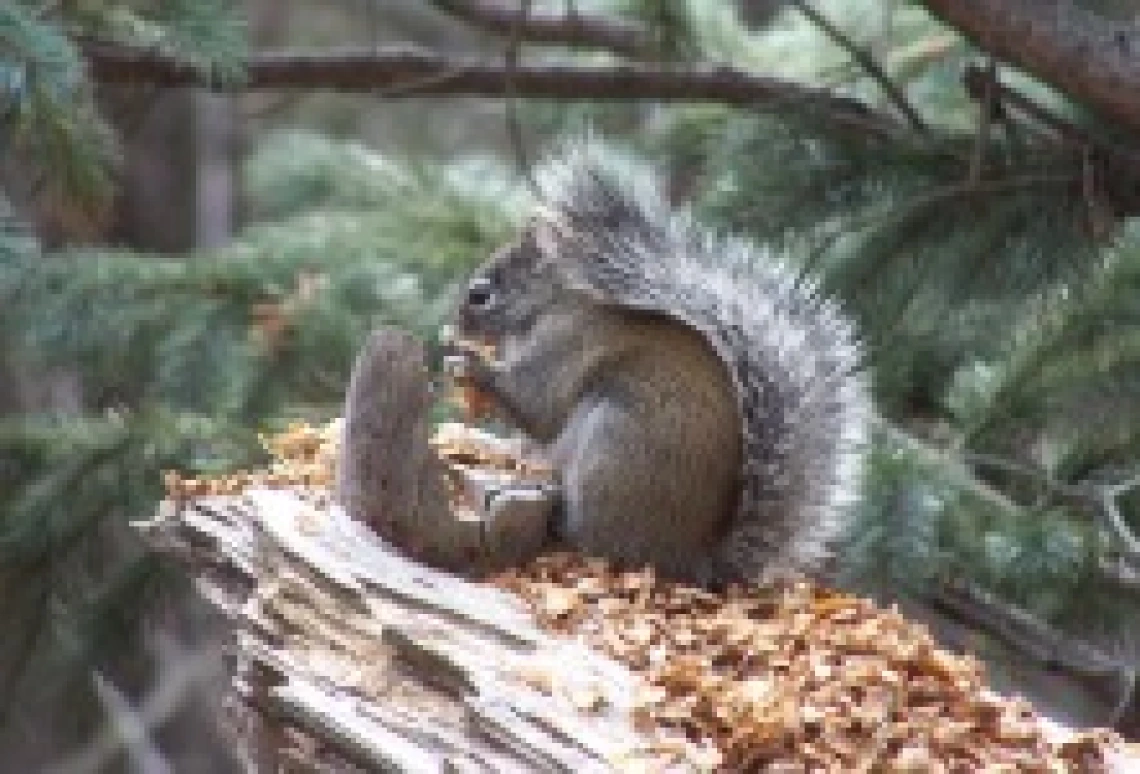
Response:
[440,324,500,422]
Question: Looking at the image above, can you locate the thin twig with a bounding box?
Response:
[967,448,1140,560]
[1098,488,1140,559]
[963,63,1140,168]
[967,58,997,185]
[1106,472,1140,500]
[789,0,927,133]
[1109,669,1138,729]
[963,62,1140,218]
[953,445,1140,562]
[924,0,1140,136]
[874,417,1025,515]
[42,648,222,774]
[931,576,1127,679]
[505,0,541,198]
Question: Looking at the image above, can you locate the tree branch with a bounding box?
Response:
[82,42,902,138]
[922,0,1140,135]
[963,63,1140,165]
[961,60,1140,219]
[426,0,651,57]
[964,448,1140,566]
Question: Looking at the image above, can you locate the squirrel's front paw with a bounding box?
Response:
[442,347,495,389]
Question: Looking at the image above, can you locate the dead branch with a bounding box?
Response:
[789,0,927,132]
[930,576,1140,731]
[932,577,1127,681]
[81,42,902,139]
[961,63,1140,217]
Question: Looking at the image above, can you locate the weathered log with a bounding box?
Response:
[138,490,701,772]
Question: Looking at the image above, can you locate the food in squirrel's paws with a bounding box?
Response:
[440,324,499,422]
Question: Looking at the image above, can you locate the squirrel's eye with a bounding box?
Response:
[466,277,496,309]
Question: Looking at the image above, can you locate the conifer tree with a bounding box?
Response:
[3,0,1140,760]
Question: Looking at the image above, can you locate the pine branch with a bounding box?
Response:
[922,0,1140,135]
[955,447,1140,567]
[426,0,651,57]
[80,42,903,139]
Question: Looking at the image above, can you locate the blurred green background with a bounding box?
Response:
[3,1,1140,769]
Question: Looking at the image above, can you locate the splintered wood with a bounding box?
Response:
[159,420,1136,772]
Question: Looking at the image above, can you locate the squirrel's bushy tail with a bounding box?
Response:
[533,138,871,583]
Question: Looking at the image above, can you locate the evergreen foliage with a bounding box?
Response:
[0,129,520,756]
[0,4,115,223]
[0,0,246,227]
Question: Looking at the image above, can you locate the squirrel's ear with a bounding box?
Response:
[532,216,594,264]
[530,218,562,262]
[531,216,624,303]
[530,217,589,273]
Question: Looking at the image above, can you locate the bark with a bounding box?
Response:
[922,0,1140,134]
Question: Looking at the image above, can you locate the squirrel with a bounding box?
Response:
[449,139,870,586]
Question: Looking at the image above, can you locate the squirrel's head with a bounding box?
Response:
[456,225,565,344]
[457,136,672,343]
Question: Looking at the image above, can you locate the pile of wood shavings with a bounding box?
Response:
[163,419,549,501]
[164,420,1133,771]
[493,554,1125,773]
[164,420,342,500]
